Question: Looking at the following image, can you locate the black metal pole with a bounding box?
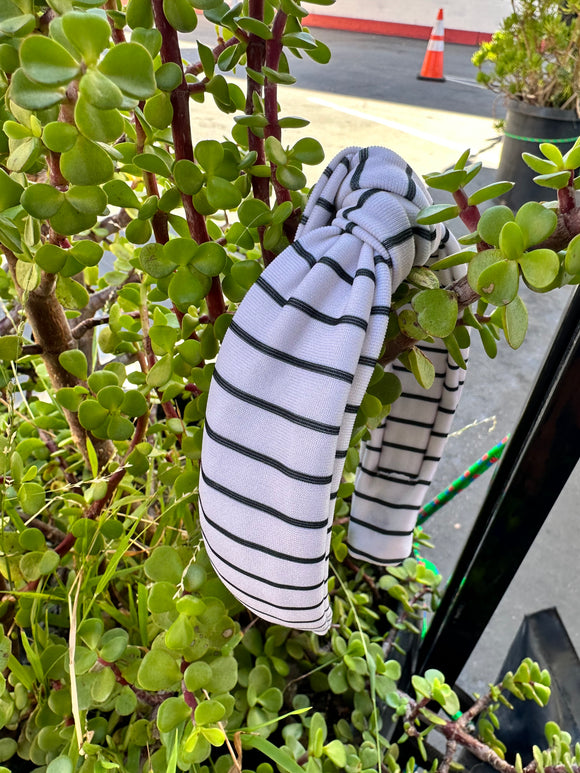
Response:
[416,287,580,686]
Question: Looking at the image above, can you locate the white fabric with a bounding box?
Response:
[198,146,467,634]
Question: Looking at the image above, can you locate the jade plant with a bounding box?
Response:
[1,1,580,773]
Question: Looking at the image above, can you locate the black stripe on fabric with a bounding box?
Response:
[256,276,368,330]
[339,156,350,170]
[318,256,354,285]
[317,197,335,213]
[335,449,348,459]
[210,563,327,613]
[200,466,329,530]
[344,404,358,414]
[387,415,436,430]
[355,268,376,283]
[371,305,391,315]
[229,320,354,383]
[358,464,430,487]
[204,419,334,485]
[349,545,413,564]
[349,513,414,536]
[444,384,460,392]
[377,465,418,478]
[358,355,376,367]
[212,369,341,436]
[381,440,428,454]
[352,490,416,510]
[345,221,355,235]
[440,226,451,246]
[342,188,381,222]
[438,406,455,415]
[405,164,417,201]
[430,430,448,439]
[374,254,393,268]
[202,508,327,564]
[350,147,369,190]
[425,455,442,463]
[417,344,448,355]
[400,391,440,404]
[202,527,327,591]
[300,213,308,224]
[292,241,316,267]
[393,364,445,379]
[322,164,334,178]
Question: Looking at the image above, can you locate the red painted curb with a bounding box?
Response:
[303,13,492,46]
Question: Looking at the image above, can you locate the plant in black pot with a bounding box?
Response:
[473,0,580,209]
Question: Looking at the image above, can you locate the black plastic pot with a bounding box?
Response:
[496,100,580,210]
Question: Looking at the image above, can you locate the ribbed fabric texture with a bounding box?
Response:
[199,146,467,634]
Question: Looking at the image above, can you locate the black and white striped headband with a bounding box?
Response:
[199,146,467,634]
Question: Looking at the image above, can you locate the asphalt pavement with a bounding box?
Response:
[185,23,580,696]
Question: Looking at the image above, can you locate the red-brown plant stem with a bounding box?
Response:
[452,187,481,233]
[151,0,226,322]
[558,172,576,214]
[103,0,126,45]
[134,112,170,245]
[245,0,277,265]
[264,10,291,209]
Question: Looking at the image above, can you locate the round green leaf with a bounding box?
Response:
[477,205,514,247]
[499,221,525,261]
[49,198,97,236]
[42,121,78,152]
[20,35,80,86]
[291,137,324,165]
[74,94,124,143]
[103,179,140,209]
[131,27,162,58]
[55,387,84,411]
[476,259,519,306]
[144,544,184,583]
[97,384,125,411]
[367,371,402,405]
[515,202,557,249]
[134,152,172,178]
[66,185,108,215]
[140,242,177,278]
[18,482,46,515]
[99,629,129,663]
[3,120,32,140]
[164,237,197,266]
[192,242,227,276]
[19,527,46,551]
[79,68,124,110]
[46,757,73,773]
[276,164,306,191]
[169,266,211,310]
[59,349,88,381]
[70,240,103,267]
[502,295,528,349]
[194,698,226,726]
[126,218,152,244]
[60,135,115,186]
[565,233,580,275]
[467,248,503,292]
[99,42,156,100]
[35,244,67,276]
[157,696,191,734]
[15,260,40,292]
[165,613,194,650]
[163,0,198,31]
[230,259,261,289]
[143,90,173,130]
[177,339,202,366]
[518,249,560,290]
[19,550,43,582]
[88,370,118,392]
[78,398,109,430]
[156,61,183,92]
[115,685,138,716]
[412,288,458,338]
[9,68,65,110]
[195,140,224,173]
[21,183,64,218]
[137,648,182,691]
[38,549,59,575]
[406,347,435,390]
[206,176,242,210]
[173,159,204,195]
[121,389,148,417]
[106,414,134,441]
[61,11,111,65]
[0,335,21,361]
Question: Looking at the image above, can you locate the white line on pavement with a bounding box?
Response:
[307,96,466,151]
[445,75,487,90]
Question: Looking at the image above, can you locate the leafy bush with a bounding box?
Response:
[1,1,580,773]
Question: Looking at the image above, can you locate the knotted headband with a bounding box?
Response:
[199,146,468,634]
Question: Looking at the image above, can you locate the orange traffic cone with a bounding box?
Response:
[417,8,445,82]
